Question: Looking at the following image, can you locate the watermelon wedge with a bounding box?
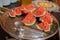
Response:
[20,4,36,13]
[13,7,22,15]
[9,10,16,17]
[36,22,50,32]
[26,4,36,12]
[19,6,29,13]
[21,12,36,26]
[33,6,46,17]
[40,11,53,24]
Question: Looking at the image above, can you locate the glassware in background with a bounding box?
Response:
[11,0,17,3]
[21,0,32,6]
[0,0,3,7]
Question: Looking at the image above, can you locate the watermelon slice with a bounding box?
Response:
[36,22,50,32]
[9,10,16,17]
[22,13,36,26]
[20,4,36,13]
[19,6,29,13]
[13,7,22,15]
[26,4,36,12]
[40,11,53,24]
[33,6,46,17]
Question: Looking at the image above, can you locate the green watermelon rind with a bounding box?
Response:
[39,16,53,25]
[36,24,50,32]
[44,27,50,32]
[36,25,43,30]
[9,13,16,17]
[24,19,36,26]
[16,13,22,15]
[33,11,46,17]
[16,13,22,17]
[9,10,16,17]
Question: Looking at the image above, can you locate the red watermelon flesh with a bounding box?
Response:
[9,10,16,17]
[19,6,29,13]
[20,4,35,13]
[19,6,26,10]
[21,13,36,26]
[36,22,50,32]
[33,6,46,17]
[14,7,22,15]
[40,11,53,24]
[26,4,35,12]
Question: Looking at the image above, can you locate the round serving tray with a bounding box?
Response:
[0,12,59,40]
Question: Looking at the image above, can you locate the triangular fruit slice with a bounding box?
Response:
[33,6,46,17]
[40,11,53,24]
[22,12,36,26]
[19,6,29,14]
[9,10,16,17]
[13,7,22,15]
[36,22,50,32]
[26,4,36,12]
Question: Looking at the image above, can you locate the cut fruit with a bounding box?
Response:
[40,11,53,24]
[33,6,46,17]
[26,4,36,12]
[20,6,29,13]
[9,10,16,17]
[36,22,50,32]
[22,13,36,26]
[20,4,36,13]
[13,7,22,15]
[26,4,35,10]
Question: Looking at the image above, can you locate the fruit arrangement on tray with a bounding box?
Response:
[9,4,58,34]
